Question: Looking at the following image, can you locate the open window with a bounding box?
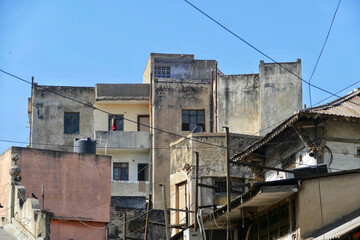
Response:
[138,163,149,181]
[109,115,124,131]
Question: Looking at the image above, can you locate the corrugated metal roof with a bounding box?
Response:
[305,89,360,118]
[0,227,16,240]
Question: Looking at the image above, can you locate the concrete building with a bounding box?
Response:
[0,147,111,240]
[143,53,302,208]
[28,53,302,213]
[169,133,260,235]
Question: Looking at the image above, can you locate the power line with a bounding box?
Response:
[183,0,343,99]
[308,0,341,106]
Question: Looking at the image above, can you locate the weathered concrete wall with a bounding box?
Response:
[8,147,111,223]
[151,80,212,209]
[299,172,360,238]
[218,74,260,135]
[108,198,166,240]
[95,84,149,101]
[30,85,95,152]
[0,148,11,218]
[169,133,260,229]
[259,60,302,135]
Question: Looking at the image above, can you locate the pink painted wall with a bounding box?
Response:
[0,148,12,218]
[50,219,107,240]
[9,147,111,223]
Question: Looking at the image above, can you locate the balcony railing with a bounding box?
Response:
[95,131,150,149]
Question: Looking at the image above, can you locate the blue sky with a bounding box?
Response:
[0,0,359,153]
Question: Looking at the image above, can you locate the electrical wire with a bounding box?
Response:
[183,0,344,100]
[308,0,342,106]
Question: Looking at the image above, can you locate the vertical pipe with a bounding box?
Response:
[161,184,171,240]
[144,195,152,240]
[123,211,127,240]
[194,152,199,232]
[149,73,153,199]
[215,62,218,132]
[210,70,214,133]
[223,126,231,240]
[29,76,34,147]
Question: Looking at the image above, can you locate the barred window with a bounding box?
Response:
[154,66,171,78]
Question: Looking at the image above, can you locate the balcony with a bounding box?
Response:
[95,131,150,150]
[111,181,150,197]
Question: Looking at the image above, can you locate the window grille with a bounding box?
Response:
[154,66,171,78]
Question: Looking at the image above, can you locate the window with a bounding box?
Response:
[113,163,129,181]
[154,66,171,78]
[109,115,124,131]
[138,163,149,181]
[137,115,150,132]
[182,110,205,131]
[64,112,79,134]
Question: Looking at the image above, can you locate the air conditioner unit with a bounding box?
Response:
[183,228,202,240]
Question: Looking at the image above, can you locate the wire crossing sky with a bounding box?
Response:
[0,0,359,153]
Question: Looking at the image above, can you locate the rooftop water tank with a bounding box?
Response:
[74,138,96,154]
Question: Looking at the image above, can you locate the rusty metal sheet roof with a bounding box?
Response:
[305,88,360,118]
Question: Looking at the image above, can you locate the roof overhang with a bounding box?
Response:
[204,185,297,229]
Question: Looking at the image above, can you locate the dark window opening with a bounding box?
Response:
[182,110,205,132]
[109,115,124,131]
[138,163,149,181]
[154,66,171,78]
[113,163,129,181]
[64,112,79,134]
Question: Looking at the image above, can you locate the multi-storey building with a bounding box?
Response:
[28,53,302,238]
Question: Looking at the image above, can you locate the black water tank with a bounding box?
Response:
[74,138,96,154]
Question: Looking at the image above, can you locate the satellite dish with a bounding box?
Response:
[191,126,203,133]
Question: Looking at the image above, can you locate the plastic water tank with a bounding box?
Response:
[74,138,96,154]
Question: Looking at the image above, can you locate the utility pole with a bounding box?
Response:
[123,211,127,240]
[144,195,152,240]
[161,184,170,240]
[194,152,199,232]
[223,126,231,240]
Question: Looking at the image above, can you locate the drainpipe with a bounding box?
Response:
[149,73,153,197]
[215,62,218,132]
[210,70,214,133]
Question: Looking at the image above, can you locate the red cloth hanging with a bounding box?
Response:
[112,117,116,131]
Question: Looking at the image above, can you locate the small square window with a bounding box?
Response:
[113,163,129,181]
[64,112,79,134]
[182,109,205,132]
[109,115,124,131]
